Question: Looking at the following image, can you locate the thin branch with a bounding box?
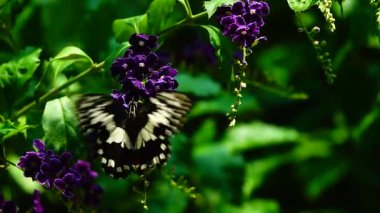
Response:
[158,11,208,36]
[12,61,105,120]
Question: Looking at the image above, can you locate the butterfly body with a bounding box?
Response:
[77,92,190,178]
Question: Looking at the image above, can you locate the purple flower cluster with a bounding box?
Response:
[0,190,43,213]
[111,33,178,111]
[215,0,269,47]
[33,190,43,213]
[17,139,102,206]
[0,194,17,213]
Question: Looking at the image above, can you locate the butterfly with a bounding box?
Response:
[77,92,191,178]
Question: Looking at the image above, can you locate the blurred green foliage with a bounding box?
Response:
[0,0,380,212]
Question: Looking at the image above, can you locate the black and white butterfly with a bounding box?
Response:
[77,92,191,178]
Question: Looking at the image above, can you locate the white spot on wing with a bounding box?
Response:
[106,127,131,149]
[153,156,159,164]
[107,159,115,168]
[165,129,173,136]
[159,153,166,160]
[140,164,147,170]
[97,149,104,155]
[160,143,167,151]
[116,167,122,173]
[101,158,107,164]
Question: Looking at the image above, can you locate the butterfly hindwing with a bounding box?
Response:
[77,92,191,178]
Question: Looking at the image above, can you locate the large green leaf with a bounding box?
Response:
[193,119,217,146]
[0,47,41,88]
[201,25,222,58]
[223,122,301,152]
[203,0,236,18]
[176,73,221,97]
[113,14,148,42]
[41,96,78,151]
[35,46,93,92]
[146,0,177,33]
[189,93,260,117]
[287,0,319,12]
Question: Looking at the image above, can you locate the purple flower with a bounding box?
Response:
[33,139,45,152]
[215,0,269,47]
[18,151,41,179]
[0,194,17,213]
[73,160,98,182]
[84,184,103,207]
[54,169,81,198]
[32,190,44,213]
[72,160,102,206]
[110,33,179,113]
[214,4,232,22]
[17,139,103,207]
[129,33,158,54]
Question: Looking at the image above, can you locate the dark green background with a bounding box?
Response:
[1,0,379,212]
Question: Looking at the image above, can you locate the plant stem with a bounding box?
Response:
[158,11,208,36]
[12,61,105,120]
[244,79,309,100]
[296,13,315,49]
[227,47,248,126]
[6,159,17,167]
[184,0,193,16]
[296,12,335,84]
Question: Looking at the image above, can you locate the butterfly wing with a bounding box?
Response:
[77,92,191,178]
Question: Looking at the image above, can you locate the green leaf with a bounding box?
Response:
[0,117,34,143]
[113,14,148,42]
[352,106,379,141]
[146,0,177,33]
[0,47,41,88]
[376,8,380,31]
[193,119,217,146]
[223,122,301,152]
[305,162,348,199]
[222,199,280,213]
[287,0,318,12]
[35,46,93,92]
[189,93,260,117]
[203,0,236,18]
[243,156,291,198]
[291,140,332,160]
[42,96,78,151]
[176,73,221,97]
[337,0,344,15]
[201,25,222,57]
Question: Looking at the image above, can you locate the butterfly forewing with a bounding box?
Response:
[77,92,191,178]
